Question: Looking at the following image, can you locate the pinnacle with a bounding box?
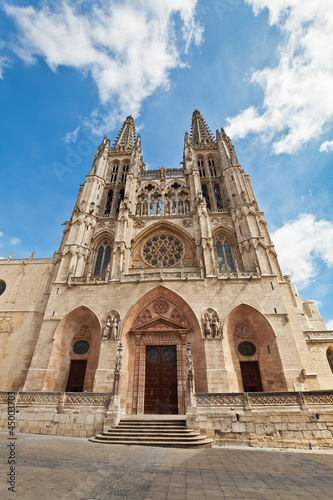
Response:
[112,116,136,152]
[190,109,215,146]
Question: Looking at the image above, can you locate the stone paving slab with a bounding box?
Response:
[1,432,333,499]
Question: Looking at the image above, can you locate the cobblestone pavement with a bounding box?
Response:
[1,432,333,499]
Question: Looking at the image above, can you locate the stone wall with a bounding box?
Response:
[0,392,110,438]
[187,391,333,450]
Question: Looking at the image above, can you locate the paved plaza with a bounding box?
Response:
[1,432,333,499]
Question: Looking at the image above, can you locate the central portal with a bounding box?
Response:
[144,345,178,414]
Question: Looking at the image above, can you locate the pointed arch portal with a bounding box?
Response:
[120,286,207,415]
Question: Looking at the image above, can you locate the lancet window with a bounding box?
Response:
[94,241,112,276]
[198,159,205,178]
[209,158,217,177]
[116,188,125,214]
[202,184,211,209]
[110,164,119,183]
[104,190,113,215]
[214,184,223,209]
[216,236,234,272]
[327,349,333,374]
[122,164,129,182]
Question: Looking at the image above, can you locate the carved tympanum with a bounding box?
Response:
[235,321,256,340]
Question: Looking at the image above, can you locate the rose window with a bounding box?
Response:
[142,234,184,267]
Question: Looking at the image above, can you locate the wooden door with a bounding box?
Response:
[144,346,178,414]
[66,360,87,392]
[240,361,263,392]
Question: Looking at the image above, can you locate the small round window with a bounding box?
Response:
[0,281,6,296]
[238,341,256,357]
[73,340,90,355]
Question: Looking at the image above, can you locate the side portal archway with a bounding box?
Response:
[224,304,287,392]
[42,306,101,392]
[120,286,207,414]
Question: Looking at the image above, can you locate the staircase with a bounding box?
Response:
[89,415,213,448]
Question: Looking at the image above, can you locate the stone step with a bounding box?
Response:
[89,417,213,448]
[102,432,202,439]
[89,437,213,448]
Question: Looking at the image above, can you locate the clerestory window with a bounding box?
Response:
[216,236,234,272]
[94,241,112,276]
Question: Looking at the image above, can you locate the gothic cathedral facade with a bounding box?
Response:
[0,111,332,418]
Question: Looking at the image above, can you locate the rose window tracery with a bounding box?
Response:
[142,234,184,267]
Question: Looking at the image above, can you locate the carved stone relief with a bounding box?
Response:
[202,308,222,339]
[102,310,121,339]
[235,321,256,340]
[0,313,14,335]
[133,220,145,228]
[73,324,92,341]
[183,219,192,227]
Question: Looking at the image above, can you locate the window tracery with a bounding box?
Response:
[135,184,190,217]
[110,164,118,183]
[142,234,184,267]
[94,240,112,276]
[216,236,234,272]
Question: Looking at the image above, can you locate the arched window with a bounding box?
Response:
[122,163,129,182]
[104,190,113,215]
[209,158,216,177]
[116,188,125,214]
[198,159,205,178]
[110,164,118,183]
[202,184,211,209]
[327,349,333,373]
[214,184,223,209]
[94,241,112,276]
[216,236,234,272]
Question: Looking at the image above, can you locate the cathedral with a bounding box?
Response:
[0,111,332,447]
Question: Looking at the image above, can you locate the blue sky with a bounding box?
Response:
[0,0,332,326]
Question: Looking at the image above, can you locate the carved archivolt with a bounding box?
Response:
[235,321,256,340]
[202,308,222,339]
[102,310,121,339]
[0,314,14,335]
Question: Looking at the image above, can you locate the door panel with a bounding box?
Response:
[240,361,263,392]
[66,360,87,392]
[144,345,178,414]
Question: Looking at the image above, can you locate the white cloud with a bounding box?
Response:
[327,319,333,330]
[319,140,333,153]
[63,126,80,144]
[271,213,333,288]
[226,0,333,154]
[0,231,3,237]
[4,0,202,132]
[9,237,21,246]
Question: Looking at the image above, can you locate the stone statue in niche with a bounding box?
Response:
[102,311,121,339]
[202,308,222,339]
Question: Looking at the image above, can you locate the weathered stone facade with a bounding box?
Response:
[0,111,332,447]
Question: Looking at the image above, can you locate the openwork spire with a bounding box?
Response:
[112,116,136,152]
[190,110,215,146]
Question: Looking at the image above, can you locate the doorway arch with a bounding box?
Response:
[120,286,207,414]
[224,304,287,392]
[42,306,101,392]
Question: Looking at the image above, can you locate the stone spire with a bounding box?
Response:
[190,109,215,146]
[112,116,136,152]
